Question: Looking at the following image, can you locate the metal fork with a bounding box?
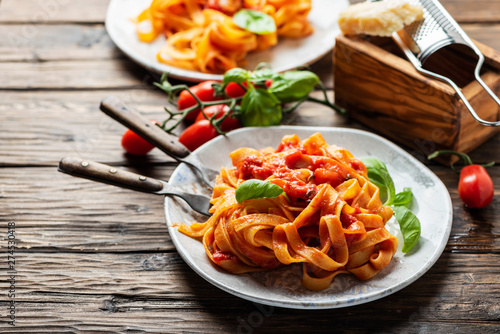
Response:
[58,156,212,216]
[100,96,219,188]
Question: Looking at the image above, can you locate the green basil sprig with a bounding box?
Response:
[269,71,319,103]
[155,64,345,134]
[233,10,276,35]
[362,158,421,253]
[240,86,282,126]
[235,179,284,203]
[393,206,421,253]
[223,67,249,85]
[362,157,396,206]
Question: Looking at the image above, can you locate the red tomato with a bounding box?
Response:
[225,82,247,98]
[121,129,155,155]
[178,120,219,151]
[177,81,220,121]
[458,165,494,209]
[194,104,241,131]
[206,0,243,15]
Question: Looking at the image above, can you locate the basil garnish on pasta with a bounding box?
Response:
[235,179,284,203]
[362,158,421,253]
[233,10,277,35]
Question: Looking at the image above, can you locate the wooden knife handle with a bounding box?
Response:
[100,96,190,159]
[58,156,164,193]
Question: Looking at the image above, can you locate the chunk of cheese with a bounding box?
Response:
[338,0,424,37]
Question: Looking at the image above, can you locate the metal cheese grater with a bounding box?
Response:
[389,0,500,126]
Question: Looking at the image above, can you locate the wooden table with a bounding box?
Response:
[1,0,499,332]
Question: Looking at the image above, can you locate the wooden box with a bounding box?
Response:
[334,34,500,163]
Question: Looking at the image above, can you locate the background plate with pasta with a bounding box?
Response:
[105,0,349,82]
[164,126,453,309]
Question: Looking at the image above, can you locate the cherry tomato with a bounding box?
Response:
[178,120,219,151]
[458,165,494,209]
[206,0,243,15]
[194,104,241,131]
[428,150,495,209]
[177,81,220,121]
[121,129,155,155]
[225,82,247,98]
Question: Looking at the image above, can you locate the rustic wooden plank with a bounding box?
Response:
[5,252,499,299]
[1,0,500,24]
[0,251,498,331]
[0,24,120,62]
[0,0,110,23]
[0,89,177,166]
[0,89,350,166]
[0,59,150,90]
[0,24,498,89]
[441,0,500,23]
[1,165,498,253]
[1,0,499,332]
[1,22,499,59]
[0,166,176,253]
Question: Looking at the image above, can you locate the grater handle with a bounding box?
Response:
[392,33,500,127]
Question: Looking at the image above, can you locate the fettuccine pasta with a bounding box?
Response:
[175,133,398,290]
[134,0,314,73]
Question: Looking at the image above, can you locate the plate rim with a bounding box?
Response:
[104,0,349,82]
[164,126,453,309]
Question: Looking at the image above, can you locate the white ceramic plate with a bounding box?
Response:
[165,126,453,309]
[105,0,349,82]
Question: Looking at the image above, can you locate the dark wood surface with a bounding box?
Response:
[1,0,499,332]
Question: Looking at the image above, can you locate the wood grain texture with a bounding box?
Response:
[0,89,350,166]
[334,34,500,162]
[2,0,500,24]
[0,0,110,23]
[1,0,499,332]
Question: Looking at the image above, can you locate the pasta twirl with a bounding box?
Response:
[175,133,398,290]
[134,0,314,73]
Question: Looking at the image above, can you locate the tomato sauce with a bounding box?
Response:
[212,250,236,264]
[236,146,357,201]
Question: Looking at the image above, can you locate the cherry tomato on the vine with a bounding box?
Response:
[195,104,241,132]
[428,150,495,209]
[177,80,220,121]
[178,120,219,152]
[224,80,272,98]
[225,82,247,98]
[121,128,155,156]
[458,165,494,209]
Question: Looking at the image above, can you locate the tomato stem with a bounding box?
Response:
[428,150,473,165]
[305,81,347,115]
[427,150,495,174]
[155,69,347,136]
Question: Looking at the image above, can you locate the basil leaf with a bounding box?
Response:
[269,71,319,103]
[393,187,413,207]
[235,179,284,203]
[223,67,249,85]
[233,10,276,35]
[250,68,280,83]
[361,157,396,205]
[240,86,282,126]
[393,205,421,253]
